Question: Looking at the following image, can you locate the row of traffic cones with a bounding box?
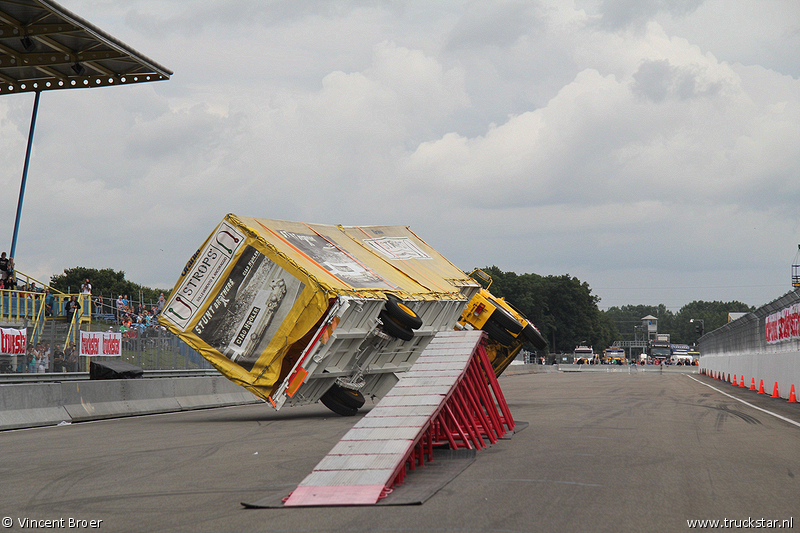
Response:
[700,368,798,403]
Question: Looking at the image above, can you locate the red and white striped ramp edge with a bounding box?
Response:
[282,329,515,507]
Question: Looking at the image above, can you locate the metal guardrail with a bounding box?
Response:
[0,368,220,384]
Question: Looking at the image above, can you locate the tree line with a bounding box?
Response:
[469,266,755,352]
[49,267,171,306]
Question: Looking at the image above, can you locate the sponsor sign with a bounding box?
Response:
[80,331,122,356]
[279,230,393,289]
[362,236,432,260]
[765,303,800,344]
[161,220,246,330]
[191,245,303,372]
[0,327,27,355]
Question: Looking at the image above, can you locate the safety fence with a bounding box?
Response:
[1,329,210,374]
[699,289,800,400]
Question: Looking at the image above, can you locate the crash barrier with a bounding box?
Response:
[0,375,261,431]
[699,289,800,401]
[278,330,514,507]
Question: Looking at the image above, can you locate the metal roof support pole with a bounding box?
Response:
[11,90,41,260]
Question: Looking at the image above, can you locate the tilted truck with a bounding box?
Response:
[159,214,545,415]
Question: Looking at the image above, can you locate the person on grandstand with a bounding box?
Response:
[65,295,81,319]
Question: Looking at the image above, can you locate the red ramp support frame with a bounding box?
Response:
[282,330,515,506]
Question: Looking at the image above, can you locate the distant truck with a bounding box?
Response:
[573,345,596,364]
[160,215,546,416]
[603,346,626,364]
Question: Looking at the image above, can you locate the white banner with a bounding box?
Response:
[765,303,800,344]
[80,331,122,356]
[0,327,27,355]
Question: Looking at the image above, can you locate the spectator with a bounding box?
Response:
[157,293,166,315]
[115,295,124,317]
[81,279,92,294]
[53,346,66,372]
[0,252,11,283]
[64,342,77,372]
[37,343,49,373]
[27,345,37,373]
[65,295,81,319]
[43,289,54,316]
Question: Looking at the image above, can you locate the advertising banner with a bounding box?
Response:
[80,331,122,356]
[765,303,800,344]
[0,327,27,355]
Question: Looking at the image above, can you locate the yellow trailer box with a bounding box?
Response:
[159,214,480,412]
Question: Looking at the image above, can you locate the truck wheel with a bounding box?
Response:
[522,324,547,350]
[379,310,415,341]
[327,384,366,409]
[384,294,423,330]
[320,391,359,416]
[482,319,516,346]
[489,304,524,335]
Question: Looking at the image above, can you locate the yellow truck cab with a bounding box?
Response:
[456,270,547,375]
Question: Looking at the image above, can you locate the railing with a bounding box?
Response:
[0,289,91,323]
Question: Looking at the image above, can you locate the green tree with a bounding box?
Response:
[672,300,754,344]
[49,267,170,306]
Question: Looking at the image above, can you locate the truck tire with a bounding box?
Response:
[379,310,415,341]
[320,391,359,416]
[384,294,423,330]
[327,384,366,409]
[482,318,516,346]
[489,304,524,335]
[522,324,547,350]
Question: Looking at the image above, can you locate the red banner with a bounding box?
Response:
[0,327,27,355]
[80,331,122,356]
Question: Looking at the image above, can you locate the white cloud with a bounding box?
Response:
[1,0,798,310]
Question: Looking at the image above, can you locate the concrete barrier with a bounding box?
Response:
[1,377,262,431]
[61,379,183,422]
[173,376,262,410]
[0,383,71,431]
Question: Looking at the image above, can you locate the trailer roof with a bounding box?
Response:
[0,0,171,95]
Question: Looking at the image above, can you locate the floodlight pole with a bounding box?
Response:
[11,90,41,260]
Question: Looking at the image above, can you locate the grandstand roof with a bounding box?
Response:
[0,0,171,96]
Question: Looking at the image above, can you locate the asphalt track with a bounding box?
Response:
[2,370,799,533]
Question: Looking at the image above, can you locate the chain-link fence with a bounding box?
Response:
[699,289,800,355]
[77,330,212,371]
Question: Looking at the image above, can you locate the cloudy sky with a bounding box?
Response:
[1,0,799,311]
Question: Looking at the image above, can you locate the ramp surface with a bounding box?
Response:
[270,330,513,507]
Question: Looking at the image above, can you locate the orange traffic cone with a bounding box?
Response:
[739,375,746,388]
[771,382,780,398]
[732,374,738,386]
[789,385,798,404]
[757,380,766,394]
[749,378,756,391]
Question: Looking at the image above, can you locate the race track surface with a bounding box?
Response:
[2,370,799,532]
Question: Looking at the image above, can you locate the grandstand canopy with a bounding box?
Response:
[0,0,172,95]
